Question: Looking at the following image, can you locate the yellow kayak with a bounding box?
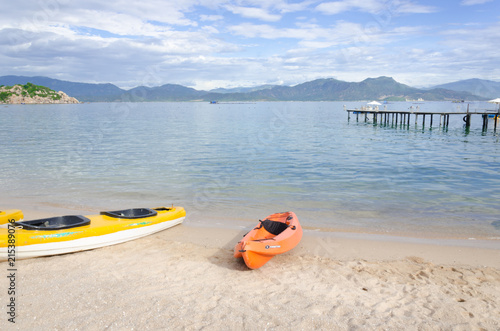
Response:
[0,206,185,260]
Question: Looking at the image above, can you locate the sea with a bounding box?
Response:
[1,101,499,241]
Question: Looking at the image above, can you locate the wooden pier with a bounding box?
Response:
[345,105,500,131]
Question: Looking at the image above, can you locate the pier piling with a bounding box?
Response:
[346,105,499,132]
[482,115,488,131]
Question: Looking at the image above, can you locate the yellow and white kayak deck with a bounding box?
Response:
[0,206,185,260]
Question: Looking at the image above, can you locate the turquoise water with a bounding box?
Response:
[1,101,499,239]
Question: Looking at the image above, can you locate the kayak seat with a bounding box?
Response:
[101,208,157,219]
[153,207,172,211]
[15,215,91,231]
[262,219,289,236]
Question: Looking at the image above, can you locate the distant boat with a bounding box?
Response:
[209,101,218,104]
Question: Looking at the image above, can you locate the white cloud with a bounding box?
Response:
[228,21,370,42]
[228,20,414,50]
[67,10,170,37]
[298,40,335,49]
[224,5,282,22]
[316,0,382,15]
[439,23,500,63]
[316,0,436,15]
[226,0,315,15]
[393,0,436,14]
[273,0,317,14]
[461,0,493,5]
[200,14,224,22]
[222,0,319,21]
[76,0,199,26]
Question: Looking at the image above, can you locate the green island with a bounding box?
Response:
[0,83,79,104]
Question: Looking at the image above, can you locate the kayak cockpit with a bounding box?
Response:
[15,215,91,230]
[100,208,157,219]
[259,219,290,235]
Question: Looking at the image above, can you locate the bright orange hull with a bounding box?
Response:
[234,211,302,269]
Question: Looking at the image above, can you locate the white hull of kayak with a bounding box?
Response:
[1,217,184,260]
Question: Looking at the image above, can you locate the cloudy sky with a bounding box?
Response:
[1,0,499,90]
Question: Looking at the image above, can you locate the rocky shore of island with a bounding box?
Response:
[0,83,79,104]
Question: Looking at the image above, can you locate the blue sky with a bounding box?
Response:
[0,0,499,90]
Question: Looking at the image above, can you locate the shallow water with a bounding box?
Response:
[1,101,499,239]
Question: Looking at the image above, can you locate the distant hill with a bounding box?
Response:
[208,77,482,102]
[0,82,79,104]
[0,75,486,102]
[210,85,277,94]
[430,78,500,99]
[0,76,125,102]
[122,84,206,102]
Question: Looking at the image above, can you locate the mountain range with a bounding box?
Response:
[0,75,496,102]
[429,79,500,99]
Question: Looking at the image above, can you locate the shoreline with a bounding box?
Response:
[4,193,500,237]
[6,197,500,236]
[168,222,500,268]
[2,198,500,258]
[2,201,499,268]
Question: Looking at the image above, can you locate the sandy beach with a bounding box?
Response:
[1,205,499,330]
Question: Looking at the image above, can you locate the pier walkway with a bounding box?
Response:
[345,105,500,131]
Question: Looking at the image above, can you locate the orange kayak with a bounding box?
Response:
[234,211,302,269]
